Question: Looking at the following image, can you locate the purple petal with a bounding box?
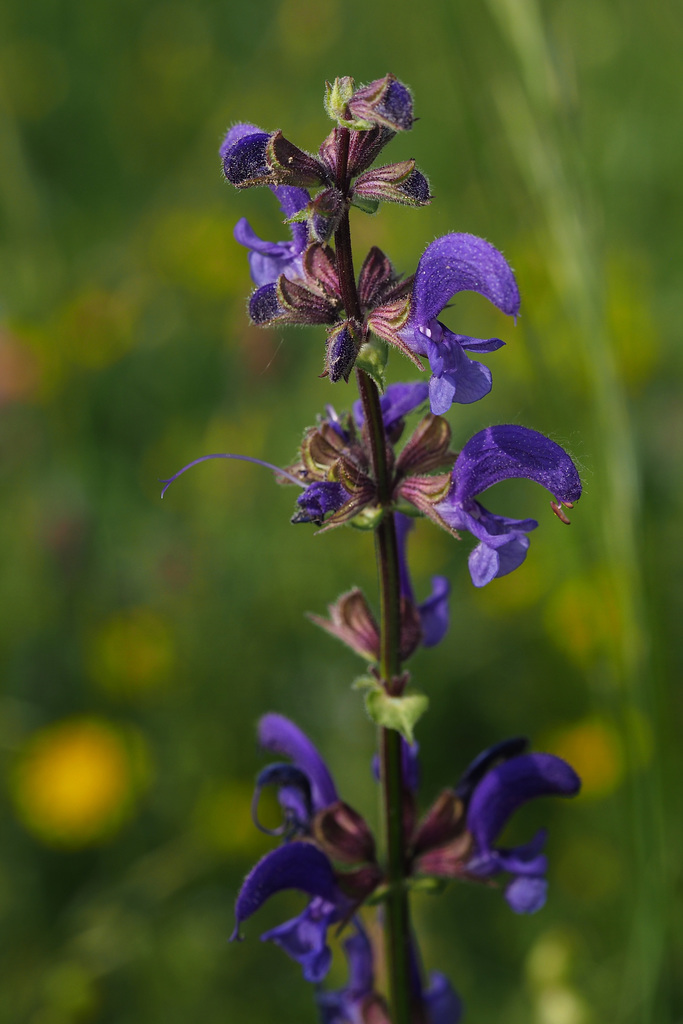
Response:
[505,876,548,914]
[451,425,582,506]
[495,830,548,876]
[467,753,581,851]
[344,923,374,998]
[371,738,420,792]
[232,843,337,938]
[223,131,271,186]
[219,122,261,161]
[467,533,530,587]
[258,713,338,811]
[234,218,300,288]
[353,381,429,431]
[271,184,310,219]
[428,374,457,416]
[490,534,531,578]
[467,542,501,587]
[252,763,313,835]
[233,218,291,256]
[411,233,520,325]
[260,897,336,982]
[425,972,463,1024]
[249,282,284,324]
[456,737,529,803]
[270,185,309,252]
[292,481,350,523]
[418,576,450,647]
[457,335,506,354]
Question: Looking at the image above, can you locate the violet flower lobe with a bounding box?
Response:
[412,738,580,915]
[234,715,380,984]
[233,714,343,982]
[394,512,450,649]
[432,424,582,587]
[234,184,310,287]
[370,233,520,414]
[464,750,581,914]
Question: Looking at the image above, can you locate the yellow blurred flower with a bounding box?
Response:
[11,718,150,847]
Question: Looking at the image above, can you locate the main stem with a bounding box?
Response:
[333,128,417,1024]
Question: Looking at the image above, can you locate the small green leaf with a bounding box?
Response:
[355,337,388,392]
[351,675,378,692]
[364,688,429,743]
[324,77,355,121]
[350,195,380,215]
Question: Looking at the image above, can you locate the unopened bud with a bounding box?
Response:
[313,800,376,864]
[325,320,362,382]
[347,74,414,132]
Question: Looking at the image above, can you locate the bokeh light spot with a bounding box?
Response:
[11,718,148,847]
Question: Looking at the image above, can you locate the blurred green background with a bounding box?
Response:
[0,0,680,1021]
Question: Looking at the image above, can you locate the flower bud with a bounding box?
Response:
[325,320,362,382]
[354,161,431,207]
[223,131,272,187]
[323,76,356,124]
[347,74,414,131]
[307,587,380,663]
[313,800,377,864]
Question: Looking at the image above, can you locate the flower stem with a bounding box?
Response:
[333,127,418,1024]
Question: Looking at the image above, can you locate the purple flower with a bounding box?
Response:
[434,424,582,586]
[318,918,462,1024]
[221,122,272,187]
[233,715,345,981]
[234,185,310,288]
[315,923,375,1023]
[292,481,350,525]
[395,512,450,648]
[398,233,520,414]
[464,750,581,913]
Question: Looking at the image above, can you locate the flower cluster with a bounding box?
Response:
[233,714,579,1020]
[169,72,585,1024]
[220,73,524,406]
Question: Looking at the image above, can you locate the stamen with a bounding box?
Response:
[159,453,304,498]
[550,500,571,525]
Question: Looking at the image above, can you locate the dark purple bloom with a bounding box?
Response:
[292,481,350,525]
[424,972,463,1024]
[398,233,520,414]
[261,895,339,983]
[347,74,414,132]
[316,922,375,1023]
[318,918,462,1024]
[434,425,582,586]
[233,715,350,982]
[221,123,272,187]
[395,512,450,647]
[465,751,580,913]
[234,185,310,287]
[258,713,339,814]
